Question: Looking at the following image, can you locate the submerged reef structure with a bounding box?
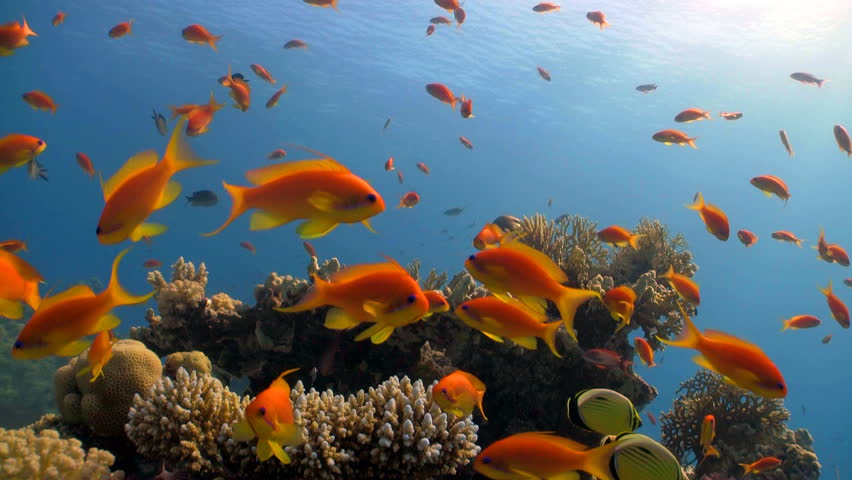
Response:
[661,370,820,480]
[0,426,122,479]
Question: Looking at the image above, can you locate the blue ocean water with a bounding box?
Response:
[1,0,850,477]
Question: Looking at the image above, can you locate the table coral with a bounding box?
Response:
[660,370,820,480]
[0,427,122,479]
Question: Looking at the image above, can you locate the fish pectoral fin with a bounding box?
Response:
[510,336,538,350]
[250,211,291,231]
[307,191,341,213]
[153,180,182,210]
[480,330,505,343]
[231,420,256,441]
[354,323,396,343]
[296,217,339,239]
[0,299,23,320]
[54,340,92,357]
[361,219,377,234]
[267,438,292,464]
[93,313,122,333]
[362,300,387,318]
[129,223,168,242]
[324,308,361,330]
[691,355,723,377]
[256,438,275,461]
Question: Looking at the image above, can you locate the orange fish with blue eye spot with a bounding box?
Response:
[22,91,57,115]
[597,225,644,250]
[76,330,117,383]
[0,134,47,179]
[181,24,223,52]
[659,266,700,305]
[634,337,656,367]
[740,457,782,476]
[0,248,42,320]
[455,296,563,357]
[231,368,303,463]
[433,370,487,419]
[473,223,505,250]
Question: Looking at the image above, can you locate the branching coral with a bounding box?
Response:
[661,370,820,480]
[406,259,487,308]
[0,427,123,479]
[518,213,609,284]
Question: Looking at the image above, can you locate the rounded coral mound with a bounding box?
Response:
[0,427,122,479]
[164,350,212,377]
[54,339,163,437]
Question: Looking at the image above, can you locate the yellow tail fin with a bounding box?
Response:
[102,248,156,308]
[203,182,251,236]
[541,320,563,358]
[555,287,601,342]
[274,275,330,313]
[163,117,218,174]
[657,301,701,349]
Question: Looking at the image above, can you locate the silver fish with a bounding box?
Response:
[27,157,47,182]
[152,109,167,136]
[790,72,825,87]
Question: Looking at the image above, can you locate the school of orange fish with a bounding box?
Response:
[1,2,850,478]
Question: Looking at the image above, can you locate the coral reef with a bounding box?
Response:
[54,339,163,436]
[661,370,820,480]
[164,350,212,377]
[0,426,122,479]
[407,259,487,308]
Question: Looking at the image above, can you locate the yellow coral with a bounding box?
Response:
[0,427,122,480]
[164,351,212,377]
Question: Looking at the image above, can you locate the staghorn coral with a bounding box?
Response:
[661,370,820,480]
[0,427,122,479]
[54,339,163,437]
[125,367,250,473]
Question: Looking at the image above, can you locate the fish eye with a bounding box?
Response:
[441,388,447,393]
[366,193,377,203]
[36,140,44,146]
[258,407,266,416]
[96,226,102,235]
[460,305,469,311]
[13,341,22,349]
[468,254,476,261]
[407,294,416,303]
[482,457,492,464]
[777,383,785,390]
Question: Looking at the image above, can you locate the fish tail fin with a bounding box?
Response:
[209,34,223,52]
[657,301,701,349]
[208,91,225,112]
[21,16,36,37]
[274,275,329,313]
[164,117,218,174]
[203,182,250,237]
[104,248,156,308]
[703,111,711,119]
[689,138,698,149]
[739,463,754,475]
[270,368,300,389]
[781,318,790,332]
[541,320,563,358]
[555,287,601,342]
[628,234,645,250]
[817,79,825,88]
[685,192,704,211]
[331,0,339,11]
[818,280,833,297]
[582,440,619,480]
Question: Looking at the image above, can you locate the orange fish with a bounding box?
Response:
[473,223,505,250]
[532,3,560,13]
[96,117,218,244]
[634,337,655,367]
[384,157,394,171]
[181,24,222,51]
[425,83,458,109]
[659,302,787,398]
[750,175,790,205]
[397,170,404,184]
[455,296,563,357]
[398,191,420,208]
[22,91,57,115]
[424,290,450,313]
[231,369,303,463]
[185,92,225,137]
[0,240,28,254]
[646,411,657,425]
[653,129,697,148]
[659,266,700,305]
[0,249,42,319]
[434,0,461,12]
[740,457,782,476]
[425,24,436,36]
[0,17,38,56]
[771,230,803,247]
[204,153,384,239]
[834,124,851,156]
[266,85,288,109]
[597,225,643,250]
[0,133,47,180]
[416,162,430,174]
[108,20,133,38]
[465,237,601,341]
[275,259,431,343]
[674,107,711,123]
[303,0,339,10]
[284,39,308,49]
[537,66,551,81]
[12,249,154,360]
[586,11,609,30]
[781,314,820,331]
[52,12,66,27]
[819,281,849,328]
[459,136,474,149]
[268,149,287,160]
[779,129,794,156]
[829,244,850,266]
[603,286,636,332]
[686,193,729,241]
[699,414,719,462]
[720,111,743,120]
[75,330,116,383]
[221,65,251,111]
[240,241,256,254]
[251,64,276,84]
[816,228,834,263]
[460,96,474,118]
[303,241,317,258]
[76,152,95,178]
[169,104,199,119]
[143,259,162,269]
[433,370,487,419]
[454,7,466,27]
[737,229,758,247]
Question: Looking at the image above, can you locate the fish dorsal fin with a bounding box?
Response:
[0,251,43,282]
[245,158,349,185]
[500,240,569,283]
[39,284,95,310]
[456,371,486,392]
[102,150,159,200]
[703,329,762,352]
[329,261,406,284]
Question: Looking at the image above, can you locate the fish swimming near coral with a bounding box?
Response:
[433,370,487,420]
[659,266,701,305]
[634,337,656,367]
[686,192,729,241]
[740,456,783,475]
[0,248,43,319]
[75,329,116,383]
[566,388,642,436]
[603,285,636,332]
[699,414,719,463]
[598,225,644,250]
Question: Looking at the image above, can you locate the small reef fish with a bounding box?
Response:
[251,63,276,84]
[464,237,601,341]
[790,72,825,87]
[397,170,404,183]
[834,124,851,155]
[0,17,38,56]
[12,249,155,360]
[750,175,790,205]
[434,0,461,12]
[22,91,57,115]
[0,249,42,319]
[537,66,551,81]
[646,411,657,425]
[52,12,65,27]
[846,278,852,287]
[303,241,317,258]
[740,456,783,475]
[430,16,452,25]
[275,259,431,344]
[96,117,218,244]
[143,259,162,269]
[586,11,609,30]
[181,24,222,51]
[454,8,466,27]
[473,223,505,250]
[597,225,644,250]
[828,244,850,266]
[170,104,199,118]
[567,388,641,436]
[674,107,711,123]
[459,136,474,149]
[203,153,384,239]
[76,153,95,178]
[267,149,287,160]
[284,39,308,49]
[240,241,256,254]
[398,191,420,208]
[0,240,27,253]
[532,3,560,13]
[383,117,391,132]
[737,229,758,247]
[0,133,47,180]
[384,157,394,171]
[781,315,821,331]
[152,109,167,136]
[720,111,743,120]
[424,290,449,313]
[653,129,697,148]
[185,190,218,207]
[75,330,116,383]
[217,72,249,86]
[603,286,636,332]
[583,348,632,374]
[444,207,464,216]
[686,192,729,241]
[221,65,251,111]
[454,296,563,357]
[636,83,657,93]
[425,24,435,36]
[771,230,803,247]
[699,414,719,462]
[187,93,225,137]
[108,20,133,38]
[658,302,787,398]
[303,0,339,10]
[634,337,656,367]
[266,85,288,109]
[460,96,474,118]
[416,162,430,174]
[779,129,794,156]
[817,229,837,263]
[433,370,487,420]
[822,334,833,344]
[232,369,303,463]
[818,281,849,328]
[425,83,458,109]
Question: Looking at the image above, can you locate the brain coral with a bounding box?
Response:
[164,350,212,377]
[54,339,162,437]
[0,427,122,480]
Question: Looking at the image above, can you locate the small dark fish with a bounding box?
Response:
[548,198,552,207]
[28,158,47,182]
[185,190,218,207]
[217,73,249,85]
[152,109,167,136]
[397,170,404,184]
[844,278,852,287]
[143,259,162,269]
[790,72,825,87]
[284,39,308,49]
[555,214,569,222]
[383,117,391,132]
[801,404,806,416]
[303,241,317,257]
[240,241,256,254]
[822,334,833,344]
[635,84,657,93]
[444,207,464,216]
